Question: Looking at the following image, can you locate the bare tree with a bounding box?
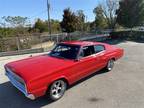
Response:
[100,0,119,29]
[2,16,28,28]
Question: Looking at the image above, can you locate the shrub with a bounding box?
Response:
[110,31,144,41]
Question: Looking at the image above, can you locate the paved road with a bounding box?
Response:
[0,41,144,108]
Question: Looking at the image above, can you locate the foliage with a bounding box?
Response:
[32,19,61,33]
[104,0,119,29]
[93,0,119,29]
[2,16,28,27]
[0,16,62,38]
[0,16,29,36]
[116,0,144,28]
[84,22,91,32]
[33,19,48,33]
[110,31,144,41]
[51,19,61,33]
[60,8,88,33]
[93,5,108,30]
[60,8,78,33]
[75,10,85,31]
[0,27,14,37]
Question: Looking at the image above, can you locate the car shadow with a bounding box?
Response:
[0,69,108,108]
[68,69,108,89]
[0,82,53,108]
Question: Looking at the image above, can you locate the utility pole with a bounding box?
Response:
[47,0,52,39]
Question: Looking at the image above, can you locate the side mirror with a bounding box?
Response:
[74,58,80,62]
[74,57,82,62]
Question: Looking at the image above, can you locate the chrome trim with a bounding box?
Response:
[27,94,35,100]
[5,67,35,100]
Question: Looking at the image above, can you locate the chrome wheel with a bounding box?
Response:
[107,59,114,71]
[49,80,66,101]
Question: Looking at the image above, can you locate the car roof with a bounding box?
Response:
[61,41,105,46]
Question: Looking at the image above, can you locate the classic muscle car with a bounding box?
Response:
[5,41,124,101]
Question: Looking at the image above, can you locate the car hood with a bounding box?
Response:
[6,55,74,82]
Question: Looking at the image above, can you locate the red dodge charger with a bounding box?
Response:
[5,41,124,101]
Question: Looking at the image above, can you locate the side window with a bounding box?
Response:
[80,46,95,58]
[94,45,105,53]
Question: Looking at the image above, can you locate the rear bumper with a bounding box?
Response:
[5,70,36,100]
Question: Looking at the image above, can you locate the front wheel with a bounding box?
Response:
[106,59,115,71]
[49,80,67,101]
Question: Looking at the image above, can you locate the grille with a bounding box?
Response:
[5,67,27,95]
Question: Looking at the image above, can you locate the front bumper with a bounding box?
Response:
[5,68,35,100]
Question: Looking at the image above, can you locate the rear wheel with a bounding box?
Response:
[49,80,67,101]
[106,59,115,71]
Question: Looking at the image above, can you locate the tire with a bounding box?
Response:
[49,80,67,101]
[106,59,115,71]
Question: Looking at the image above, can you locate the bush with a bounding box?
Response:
[110,31,144,41]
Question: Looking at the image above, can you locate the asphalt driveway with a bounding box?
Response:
[0,41,144,108]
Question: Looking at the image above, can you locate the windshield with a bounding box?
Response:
[49,44,80,60]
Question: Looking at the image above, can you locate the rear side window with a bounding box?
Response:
[94,45,105,53]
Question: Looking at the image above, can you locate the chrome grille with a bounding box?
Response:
[6,69,24,84]
[5,67,27,96]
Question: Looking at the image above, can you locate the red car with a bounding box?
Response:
[5,41,124,101]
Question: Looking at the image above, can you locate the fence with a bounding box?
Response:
[0,32,110,56]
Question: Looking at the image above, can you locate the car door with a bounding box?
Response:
[70,45,100,82]
[93,45,107,70]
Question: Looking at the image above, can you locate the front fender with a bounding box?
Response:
[27,73,69,98]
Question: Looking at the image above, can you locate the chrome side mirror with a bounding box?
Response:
[74,58,80,62]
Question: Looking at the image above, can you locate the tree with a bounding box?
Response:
[1,16,29,35]
[94,0,119,29]
[104,0,119,29]
[84,22,91,32]
[51,19,61,33]
[89,21,96,32]
[32,19,61,33]
[76,10,85,31]
[34,19,48,33]
[60,8,77,33]
[116,0,144,28]
[93,5,108,30]
[2,16,28,28]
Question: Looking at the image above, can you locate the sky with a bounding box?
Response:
[0,0,100,22]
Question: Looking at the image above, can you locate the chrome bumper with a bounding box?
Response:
[5,68,35,100]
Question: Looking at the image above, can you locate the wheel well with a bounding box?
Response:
[60,78,69,88]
